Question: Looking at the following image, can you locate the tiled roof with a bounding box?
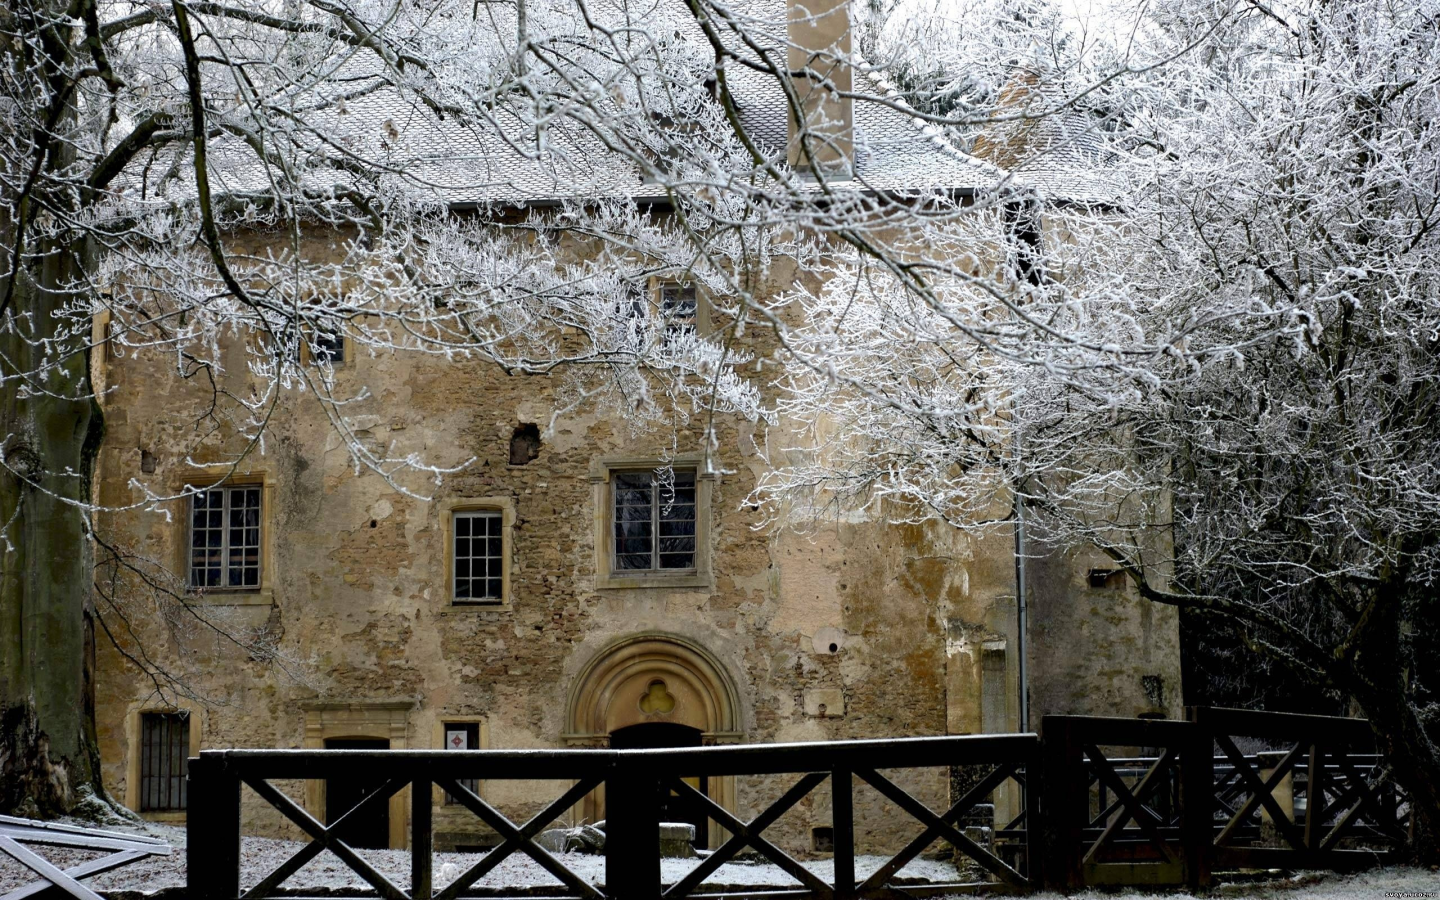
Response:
[194,0,1106,207]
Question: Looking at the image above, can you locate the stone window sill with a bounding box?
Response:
[186,588,274,606]
[441,601,511,613]
[595,572,712,590]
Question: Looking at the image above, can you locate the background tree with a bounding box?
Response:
[755,0,1440,854]
[1,0,1128,818]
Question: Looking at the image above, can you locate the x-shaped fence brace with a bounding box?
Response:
[432,777,603,900]
[1213,736,1307,850]
[242,775,411,899]
[1214,738,1408,854]
[0,815,170,900]
[1080,746,1180,867]
[659,761,1029,899]
[241,775,605,900]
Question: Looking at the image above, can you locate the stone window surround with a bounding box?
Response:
[430,715,491,808]
[175,469,276,607]
[123,703,202,822]
[301,325,354,370]
[301,700,414,850]
[438,496,516,609]
[648,277,712,337]
[588,453,714,590]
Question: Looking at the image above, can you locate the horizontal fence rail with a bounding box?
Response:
[187,708,1410,898]
[189,733,1040,900]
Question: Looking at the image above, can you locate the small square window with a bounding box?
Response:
[658,283,697,336]
[139,712,189,811]
[189,485,262,590]
[453,510,504,603]
[442,722,481,805]
[312,331,345,364]
[612,468,696,573]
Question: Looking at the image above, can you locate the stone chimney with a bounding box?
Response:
[787,0,853,175]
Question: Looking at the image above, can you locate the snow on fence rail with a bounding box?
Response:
[186,708,1410,899]
[187,733,1040,900]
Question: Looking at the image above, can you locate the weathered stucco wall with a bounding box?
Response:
[91,227,1180,858]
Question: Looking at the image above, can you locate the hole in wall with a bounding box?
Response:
[509,423,542,465]
[370,520,378,528]
[828,643,839,653]
[811,826,834,853]
[1087,568,1125,589]
[140,449,157,474]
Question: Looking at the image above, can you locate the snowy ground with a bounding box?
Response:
[3,819,1436,897]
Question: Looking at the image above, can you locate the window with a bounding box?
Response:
[453,510,503,602]
[658,283,697,336]
[190,485,262,589]
[312,330,345,364]
[613,468,696,572]
[617,282,699,349]
[139,712,189,811]
[442,722,481,805]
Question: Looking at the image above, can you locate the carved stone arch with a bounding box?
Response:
[564,633,743,847]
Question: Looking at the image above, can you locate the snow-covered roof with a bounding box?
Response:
[198,0,1023,209]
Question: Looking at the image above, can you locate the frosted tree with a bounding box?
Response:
[0,0,1132,817]
[755,0,1440,853]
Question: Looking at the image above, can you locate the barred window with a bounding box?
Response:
[189,485,262,589]
[454,510,503,602]
[613,468,696,572]
[139,712,189,811]
[442,722,481,805]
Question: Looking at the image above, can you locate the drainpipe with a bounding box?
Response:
[1015,490,1029,734]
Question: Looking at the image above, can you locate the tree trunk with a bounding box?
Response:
[0,232,108,817]
[1342,584,1440,864]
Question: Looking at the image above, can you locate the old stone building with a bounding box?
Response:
[89,0,1181,859]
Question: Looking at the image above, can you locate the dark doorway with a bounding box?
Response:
[324,737,390,849]
[610,723,707,847]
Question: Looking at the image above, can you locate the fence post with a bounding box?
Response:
[412,778,433,899]
[1180,716,1213,890]
[1038,717,1083,892]
[605,760,661,900]
[831,768,855,899]
[188,754,241,900]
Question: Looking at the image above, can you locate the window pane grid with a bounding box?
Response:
[661,283,697,333]
[140,712,189,811]
[612,470,697,572]
[190,486,261,590]
[313,331,344,363]
[454,511,503,602]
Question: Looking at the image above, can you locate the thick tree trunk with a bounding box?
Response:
[0,231,108,817]
[1338,581,1440,863]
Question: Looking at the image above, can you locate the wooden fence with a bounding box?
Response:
[186,708,1410,898]
[188,733,1040,900]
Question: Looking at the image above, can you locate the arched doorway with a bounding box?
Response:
[565,633,742,848]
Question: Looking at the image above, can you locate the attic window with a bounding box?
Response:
[509,424,541,466]
[1087,568,1124,589]
[659,283,697,337]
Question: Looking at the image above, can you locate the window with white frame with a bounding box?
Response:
[453,510,504,602]
[612,468,697,572]
[189,485,262,589]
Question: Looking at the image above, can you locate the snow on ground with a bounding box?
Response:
[2,818,1436,897]
[0,820,957,894]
